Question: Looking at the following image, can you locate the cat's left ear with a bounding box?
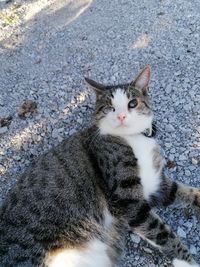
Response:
[130,65,151,95]
[85,78,106,94]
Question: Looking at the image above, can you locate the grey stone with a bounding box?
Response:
[77,118,83,124]
[143,247,153,254]
[170,148,176,154]
[179,154,187,161]
[177,227,186,238]
[192,158,198,165]
[165,85,172,94]
[188,166,196,171]
[183,221,193,229]
[166,125,175,132]
[190,245,197,255]
[69,129,76,135]
[185,170,191,176]
[165,143,172,148]
[13,156,21,161]
[174,71,182,76]
[52,129,59,139]
[0,99,4,106]
[131,234,141,244]
[0,127,8,134]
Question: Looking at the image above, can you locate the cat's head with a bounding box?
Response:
[85,66,153,137]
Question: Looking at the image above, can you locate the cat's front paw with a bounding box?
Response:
[173,259,199,267]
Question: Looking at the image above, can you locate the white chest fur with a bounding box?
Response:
[123,134,163,200]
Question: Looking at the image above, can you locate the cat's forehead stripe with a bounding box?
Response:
[112,89,128,110]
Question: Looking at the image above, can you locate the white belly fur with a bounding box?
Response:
[45,239,112,267]
[123,134,163,200]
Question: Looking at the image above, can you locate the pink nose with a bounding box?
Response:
[117,113,126,122]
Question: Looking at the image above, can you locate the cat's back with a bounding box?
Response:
[0,130,107,267]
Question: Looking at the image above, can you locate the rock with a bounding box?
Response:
[13,155,21,161]
[143,247,153,254]
[69,129,76,135]
[0,100,4,106]
[165,143,172,148]
[183,221,193,229]
[52,129,59,139]
[179,154,187,161]
[188,166,196,171]
[177,227,186,238]
[192,158,198,165]
[185,170,191,176]
[0,127,8,134]
[170,148,176,154]
[174,70,181,76]
[131,234,141,244]
[166,124,175,132]
[77,118,83,124]
[58,127,64,133]
[165,85,172,94]
[190,245,197,255]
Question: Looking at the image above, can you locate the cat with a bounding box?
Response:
[0,66,200,267]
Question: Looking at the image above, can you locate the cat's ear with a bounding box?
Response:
[85,78,106,94]
[130,65,151,95]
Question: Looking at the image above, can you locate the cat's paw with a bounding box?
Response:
[173,259,199,267]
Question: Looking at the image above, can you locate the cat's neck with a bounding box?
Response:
[96,123,157,140]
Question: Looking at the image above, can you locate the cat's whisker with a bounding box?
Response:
[154,125,164,134]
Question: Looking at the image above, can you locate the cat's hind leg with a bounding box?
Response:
[130,211,199,267]
[153,173,200,219]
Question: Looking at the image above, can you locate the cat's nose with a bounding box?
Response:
[117,113,127,122]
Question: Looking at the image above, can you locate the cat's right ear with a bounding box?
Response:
[85,78,106,94]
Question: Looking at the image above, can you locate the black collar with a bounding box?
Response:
[142,122,157,138]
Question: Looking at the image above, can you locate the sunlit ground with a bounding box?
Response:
[0,0,93,48]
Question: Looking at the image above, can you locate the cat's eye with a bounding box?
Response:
[128,99,138,109]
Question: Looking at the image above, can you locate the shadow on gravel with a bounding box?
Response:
[0,0,94,177]
[0,89,91,176]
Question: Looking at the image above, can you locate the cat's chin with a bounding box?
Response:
[99,125,151,137]
[98,117,153,137]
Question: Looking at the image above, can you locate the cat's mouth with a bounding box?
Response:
[116,122,128,128]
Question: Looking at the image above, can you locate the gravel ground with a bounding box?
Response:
[0,0,200,266]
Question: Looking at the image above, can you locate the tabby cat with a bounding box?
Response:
[0,66,200,267]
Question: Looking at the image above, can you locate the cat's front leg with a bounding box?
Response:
[130,211,199,267]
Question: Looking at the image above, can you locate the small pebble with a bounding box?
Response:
[166,125,175,132]
[190,245,197,255]
[177,227,186,238]
[192,158,198,165]
[52,129,59,139]
[131,234,141,244]
[0,127,8,134]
